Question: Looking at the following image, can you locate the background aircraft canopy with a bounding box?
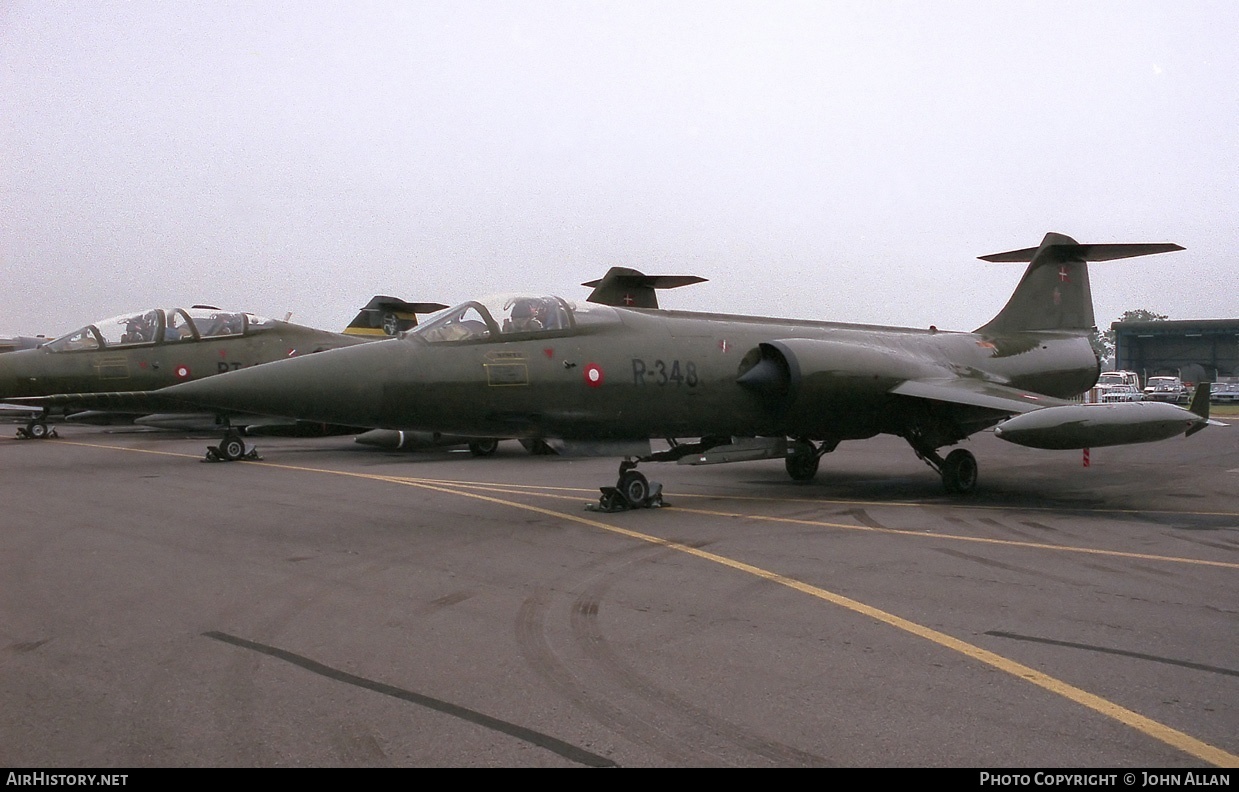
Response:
[43,307,279,352]
[411,294,618,344]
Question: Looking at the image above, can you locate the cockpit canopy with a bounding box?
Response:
[43,307,278,352]
[412,294,618,344]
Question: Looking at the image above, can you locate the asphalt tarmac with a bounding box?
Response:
[1,423,1236,767]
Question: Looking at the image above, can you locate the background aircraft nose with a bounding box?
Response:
[0,350,35,399]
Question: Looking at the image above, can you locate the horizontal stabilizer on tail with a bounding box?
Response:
[583,267,707,309]
[975,233,1184,336]
[980,242,1184,263]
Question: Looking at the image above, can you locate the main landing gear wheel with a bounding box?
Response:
[468,439,499,457]
[785,439,820,481]
[941,449,978,494]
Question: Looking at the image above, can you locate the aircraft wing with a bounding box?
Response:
[4,391,220,416]
[889,378,1075,414]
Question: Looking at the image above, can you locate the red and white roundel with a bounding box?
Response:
[583,363,604,388]
[174,365,192,380]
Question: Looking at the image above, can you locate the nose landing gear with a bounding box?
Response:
[17,418,57,440]
[204,428,261,462]
[589,460,665,512]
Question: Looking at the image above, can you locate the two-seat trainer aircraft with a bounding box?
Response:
[15,233,1220,506]
[0,296,446,442]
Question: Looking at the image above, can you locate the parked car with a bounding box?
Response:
[1143,376,1188,403]
[1100,384,1144,403]
[1097,370,1141,390]
[1211,381,1239,404]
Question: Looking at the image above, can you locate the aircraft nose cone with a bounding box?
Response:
[163,340,402,426]
[0,350,35,399]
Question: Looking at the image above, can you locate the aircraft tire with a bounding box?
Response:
[942,449,978,494]
[468,440,499,457]
[26,421,50,440]
[219,433,246,462]
[785,440,819,481]
[618,470,650,507]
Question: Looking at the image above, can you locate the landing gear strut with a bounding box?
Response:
[520,439,556,455]
[785,439,819,481]
[909,440,978,495]
[784,437,837,481]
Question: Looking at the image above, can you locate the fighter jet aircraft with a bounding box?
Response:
[0,335,50,354]
[0,297,446,439]
[14,234,1220,505]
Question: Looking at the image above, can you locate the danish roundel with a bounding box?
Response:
[583,363,604,388]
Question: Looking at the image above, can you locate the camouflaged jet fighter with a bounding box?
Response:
[0,335,50,354]
[16,234,1219,506]
[0,297,446,439]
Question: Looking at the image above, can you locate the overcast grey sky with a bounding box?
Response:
[2,1,1236,336]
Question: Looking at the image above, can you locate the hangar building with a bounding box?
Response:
[1112,319,1239,384]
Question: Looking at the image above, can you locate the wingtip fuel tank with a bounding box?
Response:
[993,401,1215,450]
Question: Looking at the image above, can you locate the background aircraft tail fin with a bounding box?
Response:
[974,233,1183,336]
[344,296,449,337]
[582,267,707,309]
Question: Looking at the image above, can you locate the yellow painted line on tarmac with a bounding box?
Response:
[48,439,1239,517]
[55,440,202,459]
[667,504,1239,571]
[373,475,1239,571]
[41,438,1239,765]
[378,474,1239,520]
[49,440,1239,571]
[298,467,1239,767]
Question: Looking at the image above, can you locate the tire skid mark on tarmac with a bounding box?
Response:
[1020,520,1057,532]
[976,516,1061,545]
[660,503,1239,571]
[568,568,833,766]
[1171,535,1239,553]
[838,508,887,530]
[204,630,617,767]
[52,440,1239,765]
[357,476,1239,767]
[382,475,1237,570]
[515,578,701,765]
[986,632,1239,678]
[932,547,1090,587]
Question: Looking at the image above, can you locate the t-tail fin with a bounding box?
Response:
[344,296,450,337]
[974,233,1183,336]
[582,267,707,309]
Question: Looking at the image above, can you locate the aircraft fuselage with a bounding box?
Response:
[162,307,1099,448]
